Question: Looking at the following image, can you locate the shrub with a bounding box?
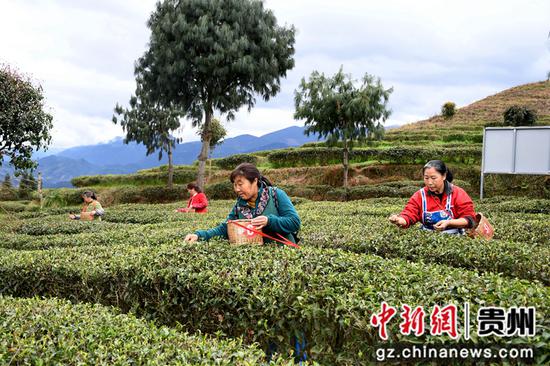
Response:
[441,102,456,119]
[109,186,186,204]
[297,200,550,283]
[0,201,28,212]
[3,198,549,282]
[267,148,342,168]
[470,134,484,143]
[204,181,235,199]
[503,105,537,127]
[325,184,420,201]
[71,170,197,187]
[283,184,334,200]
[14,219,128,236]
[442,133,465,142]
[2,197,550,363]
[267,147,482,168]
[0,187,17,201]
[213,154,259,170]
[42,188,87,207]
[43,186,188,207]
[137,164,197,173]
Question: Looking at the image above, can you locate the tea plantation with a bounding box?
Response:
[0,197,548,364]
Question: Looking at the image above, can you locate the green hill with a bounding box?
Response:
[32,81,550,206]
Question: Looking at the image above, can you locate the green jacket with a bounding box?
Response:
[196,186,301,244]
[83,200,104,221]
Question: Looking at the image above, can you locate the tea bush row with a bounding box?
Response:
[2,199,548,283]
[0,295,293,365]
[71,170,198,188]
[267,146,482,168]
[0,244,547,364]
[212,153,259,170]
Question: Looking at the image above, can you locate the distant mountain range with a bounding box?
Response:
[0,126,323,188]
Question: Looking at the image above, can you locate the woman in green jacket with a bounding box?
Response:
[184,163,301,244]
[184,163,306,362]
[69,191,105,221]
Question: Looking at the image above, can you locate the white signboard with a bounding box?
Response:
[480,126,550,199]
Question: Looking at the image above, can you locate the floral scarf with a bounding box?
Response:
[235,185,273,219]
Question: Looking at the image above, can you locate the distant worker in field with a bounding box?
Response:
[184,163,301,244]
[68,190,105,221]
[175,183,208,213]
[389,160,476,234]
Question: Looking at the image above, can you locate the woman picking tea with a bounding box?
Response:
[175,182,209,213]
[184,163,301,244]
[68,191,105,221]
[389,160,476,234]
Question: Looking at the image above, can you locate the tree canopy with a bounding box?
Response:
[130,0,295,188]
[198,117,227,151]
[295,67,392,189]
[0,65,53,171]
[113,88,183,188]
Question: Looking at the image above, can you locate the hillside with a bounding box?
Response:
[61,81,550,203]
[5,81,549,204]
[56,126,321,167]
[0,126,322,188]
[393,81,550,132]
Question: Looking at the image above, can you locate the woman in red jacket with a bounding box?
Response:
[389,160,476,234]
[175,183,208,213]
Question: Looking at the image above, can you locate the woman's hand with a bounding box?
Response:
[184,234,199,242]
[175,208,192,213]
[251,215,268,229]
[389,214,407,227]
[433,220,451,231]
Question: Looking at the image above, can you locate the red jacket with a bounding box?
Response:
[400,183,476,228]
[186,192,209,213]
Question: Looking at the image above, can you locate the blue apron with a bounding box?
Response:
[420,188,464,235]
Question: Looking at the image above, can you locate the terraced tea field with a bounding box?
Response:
[0,197,548,364]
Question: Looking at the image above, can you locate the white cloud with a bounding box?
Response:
[172,107,298,144]
[227,107,298,138]
[0,0,155,148]
[48,103,124,148]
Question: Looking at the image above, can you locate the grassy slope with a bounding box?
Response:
[393,81,550,132]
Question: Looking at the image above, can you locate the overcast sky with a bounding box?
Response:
[1,0,549,150]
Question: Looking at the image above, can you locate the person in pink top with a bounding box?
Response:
[175,183,208,213]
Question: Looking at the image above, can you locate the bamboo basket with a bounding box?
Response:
[466,213,494,240]
[227,219,263,245]
[80,212,95,221]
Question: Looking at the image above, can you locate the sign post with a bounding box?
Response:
[480,126,550,200]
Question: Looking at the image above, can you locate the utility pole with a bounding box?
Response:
[38,171,43,209]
